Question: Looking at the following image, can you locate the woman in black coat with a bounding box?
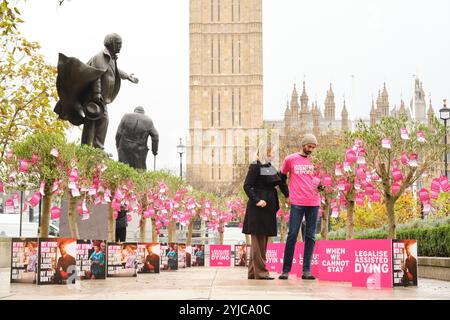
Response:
[242,143,289,280]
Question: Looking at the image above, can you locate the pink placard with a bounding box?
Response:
[209,245,231,267]
[351,239,393,288]
[295,242,320,278]
[266,243,285,273]
[317,240,353,281]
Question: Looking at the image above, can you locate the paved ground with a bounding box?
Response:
[1,267,449,300]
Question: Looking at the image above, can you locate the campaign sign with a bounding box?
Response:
[76,240,107,280]
[351,239,393,288]
[392,240,418,287]
[137,243,160,274]
[107,242,138,277]
[209,245,231,267]
[234,244,250,267]
[266,243,285,273]
[191,244,205,267]
[38,238,77,285]
[296,242,320,278]
[10,238,38,284]
[317,240,353,281]
[160,243,178,271]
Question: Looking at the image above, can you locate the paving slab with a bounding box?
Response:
[1,268,449,300]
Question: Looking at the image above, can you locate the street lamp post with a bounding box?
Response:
[177,138,186,178]
[439,99,450,178]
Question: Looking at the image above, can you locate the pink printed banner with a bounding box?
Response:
[296,242,320,278]
[317,240,353,281]
[351,239,393,288]
[266,243,285,273]
[209,245,231,267]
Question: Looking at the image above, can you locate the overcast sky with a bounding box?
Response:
[18,0,450,172]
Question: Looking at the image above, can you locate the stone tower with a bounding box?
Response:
[324,83,336,122]
[341,100,349,132]
[188,0,263,191]
[413,77,427,121]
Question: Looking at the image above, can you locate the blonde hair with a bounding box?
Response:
[256,142,276,164]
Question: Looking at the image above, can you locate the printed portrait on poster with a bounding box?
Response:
[191,244,205,267]
[393,240,418,287]
[160,243,178,271]
[10,238,38,284]
[107,242,138,277]
[178,244,187,268]
[76,240,106,280]
[234,244,250,267]
[137,243,160,273]
[38,238,77,285]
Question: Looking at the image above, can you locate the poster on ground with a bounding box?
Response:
[234,244,250,267]
[266,243,285,273]
[191,244,205,267]
[392,240,418,287]
[107,242,138,277]
[37,238,77,285]
[351,239,393,288]
[137,243,160,274]
[10,238,38,284]
[76,240,107,280]
[317,240,353,281]
[178,243,187,269]
[160,243,178,271]
[209,245,231,267]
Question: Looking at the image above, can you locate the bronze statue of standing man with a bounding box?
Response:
[54,33,138,149]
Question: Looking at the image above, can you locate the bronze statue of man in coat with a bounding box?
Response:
[54,33,138,149]
[115,106,159,170]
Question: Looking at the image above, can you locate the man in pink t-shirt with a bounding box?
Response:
[278,133,322,280]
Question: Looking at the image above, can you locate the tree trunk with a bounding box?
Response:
[387,198,396,239]
[168,219,176,243]
[186,220,194,245]
[346,200,355,240]
[67,196,79,238]
[151,218,158,242]
[39,193,52,237]
[245,234,251,246]
[219,231,224,245]
[107,204,115,242]
[139,215,147,242]
[321,203,330,240]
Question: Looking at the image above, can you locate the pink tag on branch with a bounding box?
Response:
[357,155,366,165]
[312,176,321,187]
[5,199,15,214]
[365,184,374,196]
[400,128,410,140]
[401,152,408,166]
[113,212,118,220]
[69,168,79,182]
[19,159,30,173]
[392,168,403,182]
[50,148,59,157]
[0,182,4,194]
[39,182,45,195]
[354,139,363,147]
[355,167,365,180]
[345,149,357,163]
[68,181,77,190]
[31,154,39,165]
[431,190,439,200]
[71,188,81,197]
[417,131,426,143]
[423,203,431,212]
[440,176,450,192]
[342,161,351,172]
[159,183,167,194]
[94,197,102,206]
[392,183,401,195]
[392,159,399,168]
[431,178,441,192]
[337,179,346,191]
[323,174,333,187]
[331,207,339,218]
[381,138,391,149]
[22,201,28,213]
[372,190,381,202]
[13,192,19,206]
[88,187,97,196]
[418,188,430,203]
[355,193,365,206]
[408,153,418,167]
[81,213,90,221]
[52,180,60,193]
[127,214,132,222]
[335,163,343,176]
[28,192,41,207]
[50,206,61,219]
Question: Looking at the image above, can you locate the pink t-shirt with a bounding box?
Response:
[281,153,321,206]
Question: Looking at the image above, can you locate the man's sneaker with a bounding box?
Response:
[301,272,316,280]
[278,272,289,280]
